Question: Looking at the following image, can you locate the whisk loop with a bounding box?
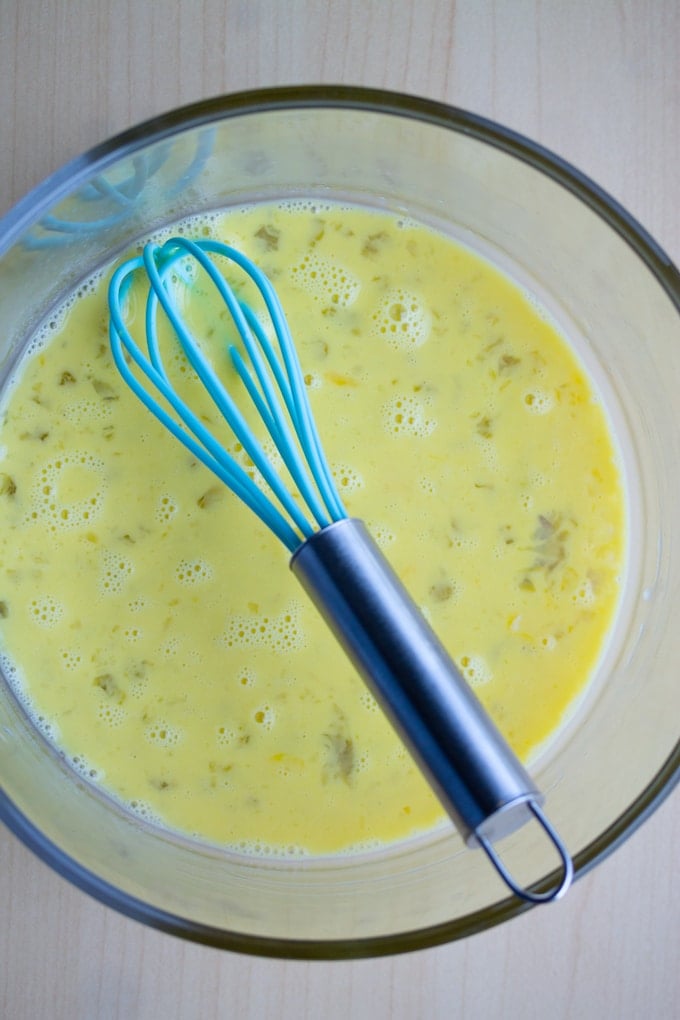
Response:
[108,237,347,552]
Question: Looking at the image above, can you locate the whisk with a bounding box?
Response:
[108,236,573,903]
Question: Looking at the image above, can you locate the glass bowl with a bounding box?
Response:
[0,86,678,958]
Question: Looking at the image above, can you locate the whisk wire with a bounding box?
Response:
[142,242,333,541]
[229,303,346,529]
[109,259,302,549]
[227,341,332,532]
[175,238,346,525]
[243,287,346,523]
[108,237,348,552]
[141,245,318,542]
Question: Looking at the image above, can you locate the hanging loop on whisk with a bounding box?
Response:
[476,800,574,903]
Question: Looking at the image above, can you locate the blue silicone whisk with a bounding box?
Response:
[108,236,573,904]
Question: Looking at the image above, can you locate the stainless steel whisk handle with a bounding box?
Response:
[291,517,573,903]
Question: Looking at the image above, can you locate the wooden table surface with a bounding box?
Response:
[1,3,678,1018]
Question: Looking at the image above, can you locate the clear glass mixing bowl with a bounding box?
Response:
[0,86,678,958]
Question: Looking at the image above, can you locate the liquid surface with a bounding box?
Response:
[0,203,625,854]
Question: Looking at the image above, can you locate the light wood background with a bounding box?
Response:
[1,2,679,1018]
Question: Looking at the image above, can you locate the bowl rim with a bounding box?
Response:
[1,83,679,959]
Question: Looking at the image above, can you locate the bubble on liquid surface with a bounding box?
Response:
[97,701,127,728]
[232,839,309,859]
[366,522,396,549]
[29,452,107,532]
[127,667,149,699]
[32,712,60,742]
[290,252,361,307]
[0,653,30,707]
[160,637,180,659]
[69,753,104,782]
[279,198,337,215]
[26,295,80,354]
[126,799,163,824]
[371,289,431,349]
[144,720,183,747]
[237,667,256,688]
[29,595,64,628]
[175,558,214,586]
[448,530,479,553]
[216,724,239,748]
[253,704,275,730]
[155,494,179,523]
[381,393,436,438]
[359,689,380,714]
[260,437,285,472]
[60,648,82,672]
[62,398,114,426]
[331,462,364,494]
[458,654,492,686]
[571,576,596,606]
[523,389,554,414]
[528,468,548,489]
[99,548,134,595]
[220,600,307,653]
[417,475,437,495]
[303,370,322,390]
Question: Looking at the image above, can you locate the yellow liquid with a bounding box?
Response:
[0,203,625,855]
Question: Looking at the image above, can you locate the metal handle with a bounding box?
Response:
[291,518,573,902]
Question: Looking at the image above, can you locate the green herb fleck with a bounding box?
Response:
[498,353,521,373]
[92,378,118,400]
[429,581,454,602]
[197,486,224,509]
[530,513,571,573]
[361,231,389,257]
[19,429,49,442]
[93,673,124,702]
[322,706,356,784]
[475,415,494,439]
[149,776,175,791]
[323,732,355,783]
[254,225,280,251]
[0,474,16,496]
